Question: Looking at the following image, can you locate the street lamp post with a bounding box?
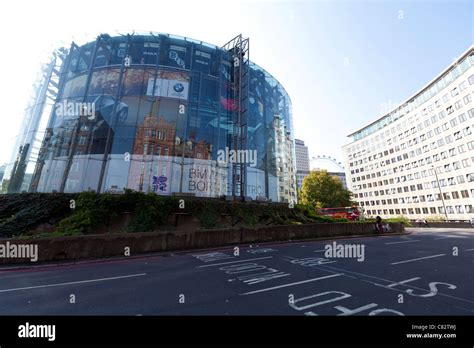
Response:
[432,166,449,221]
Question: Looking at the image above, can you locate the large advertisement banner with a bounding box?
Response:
[183,160,228,197]
[146,78,189,99]
[126,156,228,197]
[145,70,189,100]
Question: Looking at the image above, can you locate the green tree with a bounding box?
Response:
[300,170,353,208]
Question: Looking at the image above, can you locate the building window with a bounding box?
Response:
[66,179,77,191]
[467,173,474,182]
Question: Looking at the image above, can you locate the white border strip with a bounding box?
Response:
[0,273,147,293]
[390,254,445,265]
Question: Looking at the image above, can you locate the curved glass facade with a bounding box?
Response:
[30,33,296,202]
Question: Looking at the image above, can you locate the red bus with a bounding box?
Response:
[318,206,361,221]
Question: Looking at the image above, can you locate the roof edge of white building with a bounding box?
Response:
[346,45,474,141]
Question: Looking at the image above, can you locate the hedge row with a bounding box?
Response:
[0,191,348,238]
[0,193,75,238]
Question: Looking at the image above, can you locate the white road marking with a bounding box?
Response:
[384,240,420,245]
[197,256,273,268]
[390,254,446,265]
[316,264,474,306]
[0,273,147,293]
[240,274,342,295]
[434,236,454,240]
[465,248,474,252]
[314,249,326,252]
[386,277,421,288]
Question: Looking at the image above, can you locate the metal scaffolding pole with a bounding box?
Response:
[8,48,67,193]
[222,34,249,200]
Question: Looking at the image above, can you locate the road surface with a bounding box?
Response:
[0,227,473,315]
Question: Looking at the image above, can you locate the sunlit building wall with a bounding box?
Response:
[343,46,474,220]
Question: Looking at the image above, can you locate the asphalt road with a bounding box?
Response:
[0,227,473,316]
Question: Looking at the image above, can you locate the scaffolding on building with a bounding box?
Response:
[222,34,250,200]
[7,48,68,193]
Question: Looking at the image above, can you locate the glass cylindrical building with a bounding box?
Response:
[30,33,296,202]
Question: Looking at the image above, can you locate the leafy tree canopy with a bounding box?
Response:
[299,170,353,208]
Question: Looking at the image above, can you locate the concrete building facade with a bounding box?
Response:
[343,46,474,221]
[295,138,310,189]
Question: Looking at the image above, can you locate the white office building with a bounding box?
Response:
[343,46,474,221]
[295,139,310,189]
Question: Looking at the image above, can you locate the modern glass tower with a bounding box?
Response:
[25,33,296,202]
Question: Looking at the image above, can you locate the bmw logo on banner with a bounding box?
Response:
[173,83,184,93]
[168,80,189,99]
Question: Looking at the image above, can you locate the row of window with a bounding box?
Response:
[351,153,474,188]
[353,171,474,194]
[359,187,473,202]
[351,137,474,179]
[351,59,474,141]
[349,107,474,171]
[348,77,473,160]
[355,173,474,196]
[365,204,474,216]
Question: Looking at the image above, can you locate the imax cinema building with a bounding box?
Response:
[11,33,296,202]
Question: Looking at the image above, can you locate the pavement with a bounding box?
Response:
[0,227,473,315]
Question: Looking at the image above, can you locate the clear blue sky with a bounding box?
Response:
[246,0,473,164]
[0,0,473,166]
